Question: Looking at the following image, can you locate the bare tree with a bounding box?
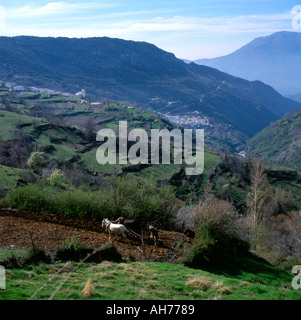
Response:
[7,129,33,168]
[85,117,97,142]
[246,158,269,228]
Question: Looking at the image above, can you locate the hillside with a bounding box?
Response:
[0,85,301,302]
[1,36,300,152]
[195,31,301,95]
[1,235,300,300]
[1,84,300,208]
[246,108,301,171]
[0,84,253,208]
[0,85,222,195]
[0,206,300,301]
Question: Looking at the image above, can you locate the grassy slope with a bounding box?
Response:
[213,174,301,214]
[129,151,221,183]
[0,90,221,182]
[0,110,47,141]
[1,88,300,206]
[247,109,301,171]
[0,89,300,301]
[1,257,300,300]
[0,165,22,190]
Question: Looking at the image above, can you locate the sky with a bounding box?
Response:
[0,0,300,60]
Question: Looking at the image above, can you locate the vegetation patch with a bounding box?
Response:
[1,260,300,300]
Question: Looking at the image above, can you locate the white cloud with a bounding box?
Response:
[7,2,115,17]
[0,5,6,29]
[2,6,296,60]
[117,12,294,36]
[4,11,294,39]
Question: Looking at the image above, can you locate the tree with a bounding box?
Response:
[246,158,269,228]
[48,168,71,188]
[8,129,33,168]
[27,152,45,171]
[85,117,97,142]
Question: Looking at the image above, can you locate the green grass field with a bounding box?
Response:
[0,165,22,190]
[1,258,300,300]
[0,110,47,141]
[0,89,187,180]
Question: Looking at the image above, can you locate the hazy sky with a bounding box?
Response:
[0,1,299,60]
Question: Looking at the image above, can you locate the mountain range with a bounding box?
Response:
[0,35,300,152]
[195,31,301,96]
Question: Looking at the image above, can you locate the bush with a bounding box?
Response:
[22,248,51,266]
[5,184,50,213]
[55,247,94,262]
[49,168,68,187]
[5,185,113,219]
[1,248,51,269]
[174,206,195,232]
[54,189,111,219]
[106,176,177,229]
[184,190,250,268]
[54,242,122,263]
[88,244,122,263]
[27,152,45,170]
[277,256,301,272]
[62,236,83,252]
[4,176,177,229]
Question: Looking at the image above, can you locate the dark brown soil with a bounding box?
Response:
[0,208,192,262]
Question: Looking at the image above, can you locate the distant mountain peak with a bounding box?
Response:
[194,31,301,95]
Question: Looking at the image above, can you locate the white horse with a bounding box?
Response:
[102,218,128,240]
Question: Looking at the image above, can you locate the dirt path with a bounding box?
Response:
[0,208,191,262]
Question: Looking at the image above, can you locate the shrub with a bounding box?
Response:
[0,252,22,269]
[88,244,122,263]
[22,248,51,266]
[254,245,286,266]
[55,247,93,262]
[104,176,177,229]
[1,248,51,269]
[54,236,91,262]
[49,168,68,187]
[105,104,120,111]
[5,184,50,213]
[4,176,177,229]
[174,206,195,232]
[54,242,122,263]
[4,185,109,218]
[27,152,45,170]
[278,256,301,272]
[62,236,83,252]
[184,190,250,268]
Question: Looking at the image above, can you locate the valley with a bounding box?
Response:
[0,33,300,302]
[1,36,300,153]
